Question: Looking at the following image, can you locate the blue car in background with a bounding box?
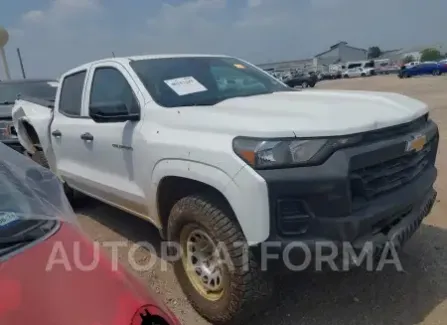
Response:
[398,61,447,78]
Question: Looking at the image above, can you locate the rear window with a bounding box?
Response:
[0,81,57,104]
[59,71,86,116]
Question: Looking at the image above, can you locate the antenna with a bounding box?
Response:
[17,48,26,79]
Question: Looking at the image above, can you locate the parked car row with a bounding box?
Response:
[2,53,440,325]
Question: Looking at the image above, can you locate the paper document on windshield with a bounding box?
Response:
[164,76,207,96]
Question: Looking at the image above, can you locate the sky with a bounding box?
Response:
[0,0,446,79]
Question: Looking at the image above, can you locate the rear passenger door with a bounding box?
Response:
[51,70,94,187]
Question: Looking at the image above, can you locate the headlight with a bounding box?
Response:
[233,136,360,169]
[0,120,17,140]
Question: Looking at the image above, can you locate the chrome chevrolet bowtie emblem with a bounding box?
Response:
[405,134,426,152]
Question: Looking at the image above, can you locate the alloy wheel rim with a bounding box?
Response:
[180,227,224,301]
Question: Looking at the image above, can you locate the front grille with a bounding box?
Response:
[361,114,428,143]
[350,136,435,200]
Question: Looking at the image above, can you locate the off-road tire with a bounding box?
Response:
[30,150,49,169]
[167,194,273,325]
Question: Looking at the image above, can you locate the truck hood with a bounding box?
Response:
[161,90,428,137]
[0,104,13,119]
[0,223,178,325]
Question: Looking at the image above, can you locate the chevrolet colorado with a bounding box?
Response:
[12,54,438,325]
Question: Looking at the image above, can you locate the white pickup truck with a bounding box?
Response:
[12,54,439,324]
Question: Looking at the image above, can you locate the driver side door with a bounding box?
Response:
[76,64,148,217]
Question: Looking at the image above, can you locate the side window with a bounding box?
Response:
[59,71,86,117]
[89,67,139,113]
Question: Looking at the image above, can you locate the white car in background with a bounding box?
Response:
[343,67,371,78]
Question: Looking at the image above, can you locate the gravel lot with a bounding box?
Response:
[77,75,447,325]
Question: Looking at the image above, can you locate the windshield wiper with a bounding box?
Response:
[272,89,297,92]
[0,233,40,248]
[212,92,275,105]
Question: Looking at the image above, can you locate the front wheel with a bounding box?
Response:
[301,81,308,88]
[168,195,273,325]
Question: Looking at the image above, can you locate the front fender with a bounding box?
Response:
[149,160,270,245]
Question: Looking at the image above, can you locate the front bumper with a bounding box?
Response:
[253,119,438,254]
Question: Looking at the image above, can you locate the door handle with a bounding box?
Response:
[51,130,62,137]
[80,132,94,141]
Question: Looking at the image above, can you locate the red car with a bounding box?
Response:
[0,144,180,325]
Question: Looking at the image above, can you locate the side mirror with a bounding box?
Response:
[89,101,140,123]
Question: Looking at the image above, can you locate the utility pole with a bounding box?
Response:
[17,48,26,79]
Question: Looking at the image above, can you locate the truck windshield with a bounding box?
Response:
[0,81,57,104]
[130,56,292,107]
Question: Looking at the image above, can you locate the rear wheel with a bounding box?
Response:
[301,81,308,88]
[168,194,273,325]
[432,69,440,76]
[30,150,49,168]
[30,149,75,201]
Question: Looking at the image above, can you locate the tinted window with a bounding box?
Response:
[0,81,58,104]
[130,56,291,108]
[89,68,138,113]
[59,71,86,116]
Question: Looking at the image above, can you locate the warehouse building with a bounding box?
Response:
[257,58,314,73]
[257,41,368,72]
[314,41,368,65]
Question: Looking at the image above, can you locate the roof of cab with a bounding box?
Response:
[62,53,231,77]
[0,78,56,84]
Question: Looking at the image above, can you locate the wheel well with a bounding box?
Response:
[22,121,40,146]
[157,176,233,236]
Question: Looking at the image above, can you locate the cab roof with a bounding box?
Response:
[63,54,232,77]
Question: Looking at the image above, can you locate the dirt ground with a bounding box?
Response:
[77,75,447,325]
